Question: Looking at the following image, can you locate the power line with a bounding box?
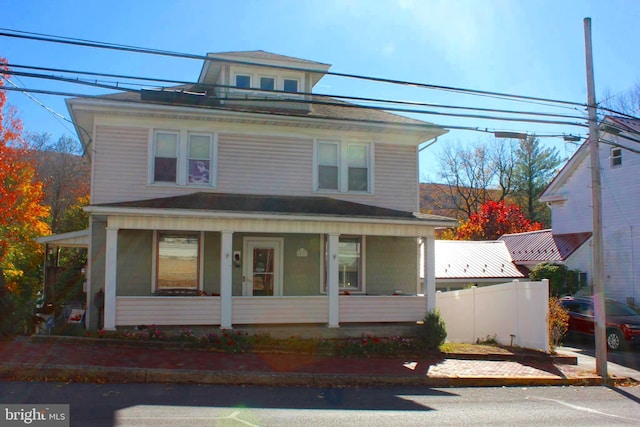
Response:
[0,27,589,109]
[4,63,591,122]
[0,85,584,139]
[0,72,591,129]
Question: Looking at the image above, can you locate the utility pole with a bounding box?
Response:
[584,17,607,380]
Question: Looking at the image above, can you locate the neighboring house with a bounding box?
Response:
[540,116,640,304]
[434,240,524,291]
[498,229,592,281]
[64,50,456,331]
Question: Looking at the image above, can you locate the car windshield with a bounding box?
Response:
[605,301,639,317]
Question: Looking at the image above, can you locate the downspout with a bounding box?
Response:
[632,226,636,304]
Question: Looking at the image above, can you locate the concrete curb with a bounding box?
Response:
[0,362,603,388]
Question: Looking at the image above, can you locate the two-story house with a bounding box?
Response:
[67,50,456,332]
[540,116,640,304]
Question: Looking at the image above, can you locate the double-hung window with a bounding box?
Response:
[151,130,216,187]
[316,140,372,193]
[338,237,362,291]
[188,133,212,184]
[318,141,339,191]
[611,147,622,167]
[153,131,179,183]
[323,235,364,293]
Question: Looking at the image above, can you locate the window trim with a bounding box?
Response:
[149,129,218,187]
[611,147,622,167]
[229,66,305,95]
[321,235,366,294]
[152,130,179,184]
[282,77,300,93]
[259,75,276,91]
[234,73,251,89]
[152,231,203,292]
[313,139,374,194]
[187,132,216,187]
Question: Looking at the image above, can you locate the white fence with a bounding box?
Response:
[435,280,550,352]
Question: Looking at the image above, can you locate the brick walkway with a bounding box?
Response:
[0,336,602,386]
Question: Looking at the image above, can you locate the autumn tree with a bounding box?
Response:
[453,200,544,241]
[511,136,562,226]
[29,133,90,233]
[0,58,50,334]
[435,139,516,220]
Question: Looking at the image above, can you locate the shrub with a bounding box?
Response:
[415,309,447,351]
[548,297,569,352]
[529,262,581,297]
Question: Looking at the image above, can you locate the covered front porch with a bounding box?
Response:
[85,193,455,331]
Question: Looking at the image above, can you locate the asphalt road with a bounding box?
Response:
[2,382,640,426]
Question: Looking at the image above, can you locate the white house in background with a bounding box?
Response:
[498,229,592,285]
[422,240,525,292]
[540,116,640,305]
[64,50,457,332]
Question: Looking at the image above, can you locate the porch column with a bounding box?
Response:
[104,225,118,330]
[327,233,340,328]
[423,236,436,312]
[220,230,233,329]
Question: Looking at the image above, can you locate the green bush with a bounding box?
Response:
[415,309,447,351]
[529,262,581,296]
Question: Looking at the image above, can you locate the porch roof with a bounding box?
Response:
[89,192,456,226]
[35,229,89,248]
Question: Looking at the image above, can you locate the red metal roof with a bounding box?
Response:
[498,229,591,263]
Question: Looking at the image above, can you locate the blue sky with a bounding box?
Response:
[2,0,639,182]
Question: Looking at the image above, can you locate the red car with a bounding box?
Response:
[561,296,640,351]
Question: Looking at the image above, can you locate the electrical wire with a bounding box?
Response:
[4,63,592,122]
[1,85,584,140]
[0,28,589,109]
[0,73,590,129]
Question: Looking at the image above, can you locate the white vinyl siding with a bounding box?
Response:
[92,125,418,212]
[217,134,314,196]
[93,125,150,204]
[116,296,221,326]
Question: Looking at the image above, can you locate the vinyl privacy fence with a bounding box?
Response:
[435,280,550,352]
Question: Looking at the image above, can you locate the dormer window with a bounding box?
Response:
[260,76,275,91]
[235,74,251,88]
[283,78,299,93]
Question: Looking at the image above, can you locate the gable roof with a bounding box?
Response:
[89,192,457,225]
[435,240,524,279]
[498,229,591,263]
[541,115,640,202]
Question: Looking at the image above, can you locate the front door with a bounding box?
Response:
[242,238,283,296]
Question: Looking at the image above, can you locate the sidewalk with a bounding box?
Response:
[0,336,629,387]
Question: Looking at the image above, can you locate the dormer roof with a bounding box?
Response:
[198,50,331,89]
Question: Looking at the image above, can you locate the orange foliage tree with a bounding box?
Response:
[453,200,543,241]
[0,58,50,296]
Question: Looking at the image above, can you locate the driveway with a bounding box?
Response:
[559,336,640,381]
